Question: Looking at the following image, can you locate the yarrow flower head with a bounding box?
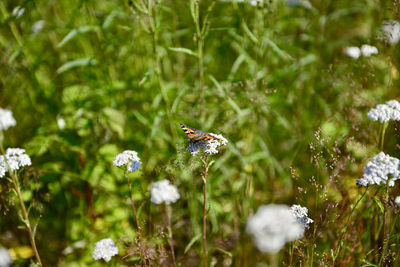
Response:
[344,46,360,59]
[0,109,16,131]
[290,205,313,228]
[361,45,378,57]
[382,20,400,45]
[356,152,400,187]
[92,238,118,262]
[150,180,180,205]
[367,100,400,122]
[0,247,13,267]
[113,150,141,172]
[246,204,304,253]
[395,196,400,208]
[0,148,32,178]
[186,134,228,156]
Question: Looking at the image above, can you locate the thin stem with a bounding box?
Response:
[165,204,176,266]
[0,145,42,265]
[289,241,296,267]
[202,157,209,267]
[378,206,398,266]
[125,172,147,266]
[333,187,368,264]
[379,122,388,151]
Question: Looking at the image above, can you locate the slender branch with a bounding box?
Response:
[0,145,42,265]
[202,157,209,267]
[165,204,176,266]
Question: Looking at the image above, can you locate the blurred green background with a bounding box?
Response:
[1,0,400,265]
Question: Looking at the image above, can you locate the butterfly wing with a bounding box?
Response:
[180,123,220,142]
[180,123,200,140]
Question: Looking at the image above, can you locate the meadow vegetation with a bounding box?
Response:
[1,0,400,266]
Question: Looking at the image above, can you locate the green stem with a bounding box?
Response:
[202,157,209,267]
[0,145,42,265]
[165,204,176,266]
[379,122,388,151]
[378,206,398,266]
[125,171,147,266]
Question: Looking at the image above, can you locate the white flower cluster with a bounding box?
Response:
[32,20,45,34]
[290,205,313,228]
[246,204,304,253]
[344,45,378,59]
[187,134,228,156]
[356,152,400,187]
[382,20,400,45]
[0,108,16,131]
[395,196,400,208]
[367,99,400,122]
[0,247,13,267]
[0,148,32,178]
[92,238,118,262]
[112,150,141,172]
[150,180,180,205]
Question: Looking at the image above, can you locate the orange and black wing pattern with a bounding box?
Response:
[180,123,219,142]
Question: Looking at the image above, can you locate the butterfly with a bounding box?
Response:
[180,123,220,143]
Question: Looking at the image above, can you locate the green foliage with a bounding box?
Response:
[1,0,400,266]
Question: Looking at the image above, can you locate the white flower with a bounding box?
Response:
[0,109,16,131]
[361,45,378,57]
[186,134,228,156]
[150,180,180,205]
[92,238,118,262]
[246,204,304,253]
[221,0,259,6]
[344,46,361,59]
[290,205,313,228]
[12,6,25,18]
[0,148,32,178]
[356,152,400,187]
[395,196,400,208]
[382,20,400,45]
[367,100,400,122]
[57,117,66,130]
[113,150,141,172]
[32,20,45,34]
[0,247,13,267]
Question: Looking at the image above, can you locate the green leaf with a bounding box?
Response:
[373,196,384,214]
[361,259,378,267]
[214,247,232,257]
[184,234,201,254]
[168,47,198,57]
[102,107,125,138]
[57,26,97,47]
[57,58,98,74]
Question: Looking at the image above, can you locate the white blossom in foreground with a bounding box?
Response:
[367,100,400,122]
[0,109,16,131]
[382,20,400,45]
[356,152,400,187]
[344,46,361,59]
[395,196,400,208]
[92,238,118,262]
[290,205,313,228]
[150,180,180,205]
[186,134,228,156]
[246,204,304,253]
[0,148,32,178]
[113,150,141,172]
[0,247,13,267]
[361,45,378,57]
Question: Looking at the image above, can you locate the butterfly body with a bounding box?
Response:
[180,123,219,142]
